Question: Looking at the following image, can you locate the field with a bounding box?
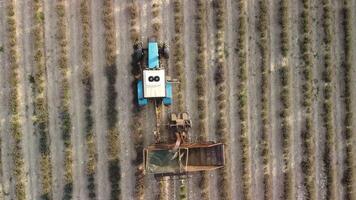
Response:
[0,0,355,199]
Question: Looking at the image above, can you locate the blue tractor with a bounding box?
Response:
[134,39,172,107]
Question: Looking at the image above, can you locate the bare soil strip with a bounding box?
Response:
[90,0,110,199]
[115,1,135,199]
[270,0,285,199]
[331,2,347,200]
[17,0,40,199]
[226,0,242,198]
[247,0,264,198]
[67,0,87,199]
[43,0,64,197]
[182,0,201,199]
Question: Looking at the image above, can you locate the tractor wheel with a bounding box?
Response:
[134,48,143,62]
[161,43,169,59]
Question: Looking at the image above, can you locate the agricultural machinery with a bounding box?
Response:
[133,39,225,177]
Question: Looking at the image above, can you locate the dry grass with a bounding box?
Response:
[102,0,121,199]
[80,0,97,199]
[32,0,53,199]
[256,1,272,199]
[6,2,26,199]
[341,1,354,199]
[151,1,161,39]
[278,0,293,199]
[320,1,335,200]
[213,0,230,199]
[194,1,210,199]
[173,0,185,112]
[128,2,145,199]
[55,1,74,199]
[236,1,251,199]
[299,0,315,198]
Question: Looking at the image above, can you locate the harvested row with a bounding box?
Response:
[79,0,97,199]
[195,0,209,199]
[236,0,251,199]
[278,0,292,199]
[299,0,316,198]
[341,1,354,199]
[320,1,335,200]
[102,0,120,199]
[32,0,53,198]
[55,1,74,198]
[5,1,27,199]
[256,1,271,199]
[212,0,230,199]
[129,2,145,200]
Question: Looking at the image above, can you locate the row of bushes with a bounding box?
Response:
[129,3,145,200]
[320,1,335,200]
[55,1,74,199]
[236,1,250,199]
[32,0,53,199]
[102,0,121,199]
[212,0,230,199]
[299,0,315,198]
[341,1,354,199]
[80,1,97,199]
[278,0,293,199]
[256,1,271,199]
[6,2,27,199]
[173,0,185,112]
[151,1,161,39]
[195,1,209,199]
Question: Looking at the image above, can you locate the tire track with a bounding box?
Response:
[226,0,241,198]
[289,0,302,199]
[43,0,64,198]
[67,0,87,199]
[247,0,264,198]
[91,0,109,199]
[18,0,40,199]
[182,0,201,199]
[115,1,135,199]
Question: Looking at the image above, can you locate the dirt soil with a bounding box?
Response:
[0,0,354,200]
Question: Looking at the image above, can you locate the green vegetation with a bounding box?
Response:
[341,1,354,199]
[55,1,74,199]
[256,0,271,199]
[299,0,315,198]
[236,1,251,199]
[80,0,97,199]
[6,2,27,199]
[32,0,53,199]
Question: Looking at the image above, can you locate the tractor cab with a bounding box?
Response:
[134,40,172,107]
